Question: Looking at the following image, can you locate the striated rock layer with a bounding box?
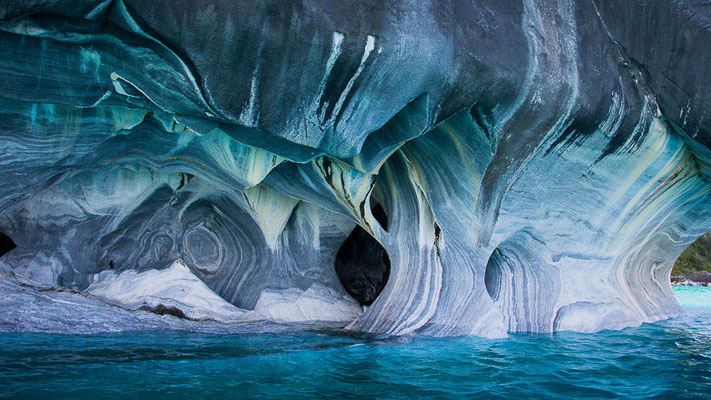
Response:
[1,0,711,337]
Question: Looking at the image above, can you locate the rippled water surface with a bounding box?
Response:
[1,287,710,399]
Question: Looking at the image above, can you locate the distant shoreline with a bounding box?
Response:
[671,272,711,287]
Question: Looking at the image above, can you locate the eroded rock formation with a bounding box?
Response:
[1,0,710,337]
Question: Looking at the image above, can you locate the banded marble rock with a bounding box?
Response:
[0,0,710,337]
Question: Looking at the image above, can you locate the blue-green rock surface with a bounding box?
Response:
[1,0,711,337]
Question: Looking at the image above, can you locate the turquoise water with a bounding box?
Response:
[1,288,710,399]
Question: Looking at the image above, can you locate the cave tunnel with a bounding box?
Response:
[335,204,390,306]
[0,232,16,257]
[484,247,504,302]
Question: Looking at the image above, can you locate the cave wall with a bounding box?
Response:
[1,0,710,337]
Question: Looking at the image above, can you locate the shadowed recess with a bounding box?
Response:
[0,232,15,257]
[335,204,390,306]
[483,234,560,332]
[484,248,505,302]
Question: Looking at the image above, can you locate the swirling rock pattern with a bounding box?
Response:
[0,0,710,337]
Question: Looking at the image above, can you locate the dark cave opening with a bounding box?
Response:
[484,248,504,301]
[0,232,16,257]
[371,202,389,231]
[335,205,390,306]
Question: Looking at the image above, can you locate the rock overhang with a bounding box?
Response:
[0,0,710,337]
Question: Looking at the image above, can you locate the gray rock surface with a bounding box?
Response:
[689,271,711,284]
[0,0,710,337]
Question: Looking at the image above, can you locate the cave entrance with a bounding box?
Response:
[0,232,16,257]
[483,236,561,332]
[671,232,711,286]
[484,248,505,302]
[335,204,390,307]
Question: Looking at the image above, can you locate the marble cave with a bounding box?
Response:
[1,0,710,338]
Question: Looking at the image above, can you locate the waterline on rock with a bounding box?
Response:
[0,287,709,399]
